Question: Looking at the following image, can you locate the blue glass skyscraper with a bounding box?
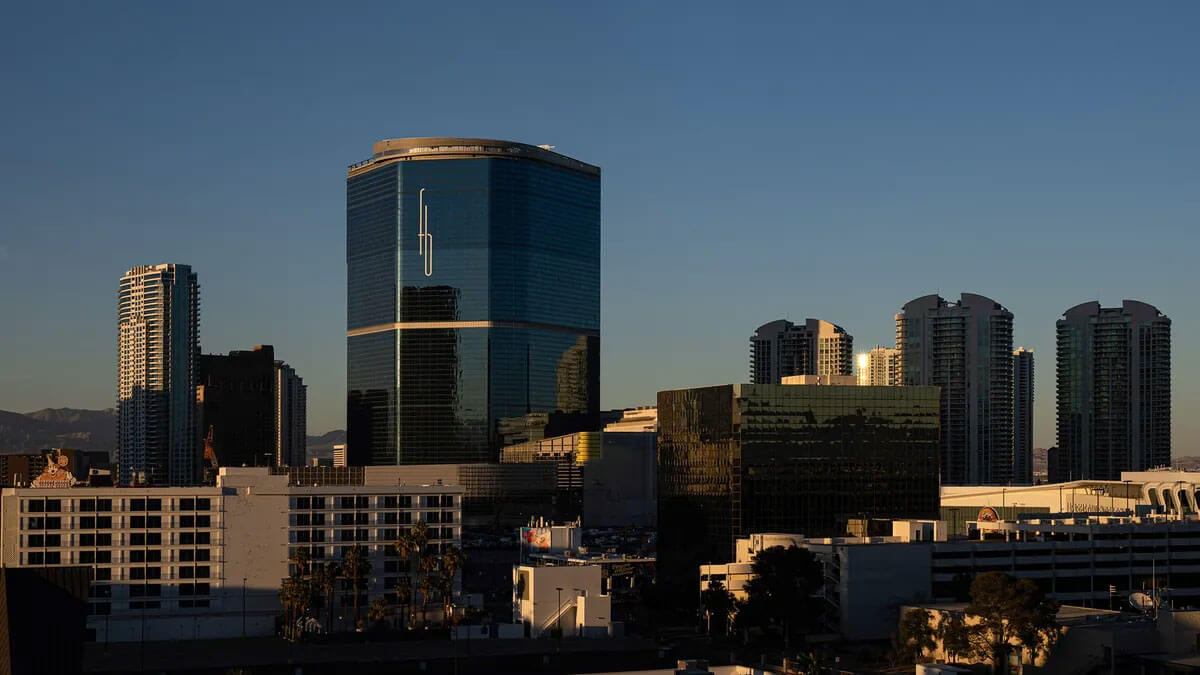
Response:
[346,138,600,465]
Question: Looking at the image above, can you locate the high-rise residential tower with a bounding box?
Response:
[274,360,307,467]
[347,138,600,465]
[1056,301,1171,480]
[896,293,1014,485]
[749,318,853,384]
[856,345,901,386]
[117,264,200,486]
[1012,347,1034,484]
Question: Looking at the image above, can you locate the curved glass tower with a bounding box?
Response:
[347,138,600,465]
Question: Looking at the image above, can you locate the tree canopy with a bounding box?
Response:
[964,572,1062,668]
[738,545,824,648]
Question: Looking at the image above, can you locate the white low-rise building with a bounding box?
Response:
[941,469,1200,516]
[0,466,462,642]
[513,564,611,638]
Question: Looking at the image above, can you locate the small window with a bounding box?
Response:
[311,497,325,510]
[195,498,210,511]
[180,498,194,511]
[296,497,311,510]
[97,499,112,512]
[45,500,61,513]
[130,499,145,512]
[96,551,112,564]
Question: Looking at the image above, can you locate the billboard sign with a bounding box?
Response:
[521,527,552,551]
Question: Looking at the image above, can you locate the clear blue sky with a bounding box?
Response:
[1,2,1196,453]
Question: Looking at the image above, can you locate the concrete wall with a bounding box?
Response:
[513,564,606,638]
[582,433,655,528]
[218,470,290,635]
[837,543,931,640]
[1157,610,1200,654]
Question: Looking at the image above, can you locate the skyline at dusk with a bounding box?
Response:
[2,2,1198,454]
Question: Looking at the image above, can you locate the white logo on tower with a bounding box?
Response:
[418,187,433,277]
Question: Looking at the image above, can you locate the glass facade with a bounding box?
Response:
[347,140,600,466]
[656,383,940,595]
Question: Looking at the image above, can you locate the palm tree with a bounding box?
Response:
[396,578,413,631]
[438,545,466,626]
[342,545,372,630]
[367,597,390,632]
[418,555,438,628]
[278,575,298,638]
[279,573,318,640]
[395,522,431,627]
[312,561,340,633]
[291,547,310,578]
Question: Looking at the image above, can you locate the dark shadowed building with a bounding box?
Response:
[1056,300,1171,480]
[0,566,90,674]
[656,382,940,596]
[198,346,275,468]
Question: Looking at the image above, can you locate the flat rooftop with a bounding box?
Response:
[348,137,600,178]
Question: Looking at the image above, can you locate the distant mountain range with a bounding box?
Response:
[0,407,344,460]
[307,429,346,460]
[0,407,116,454]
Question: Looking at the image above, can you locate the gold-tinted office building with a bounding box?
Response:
[656,383,940,593]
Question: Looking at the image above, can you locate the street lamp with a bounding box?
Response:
[555,587,563,639]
